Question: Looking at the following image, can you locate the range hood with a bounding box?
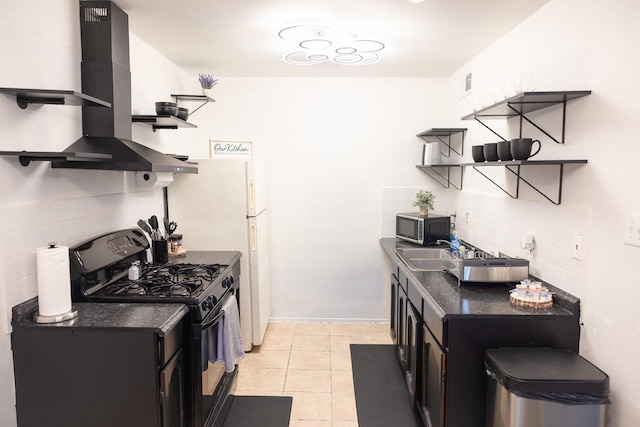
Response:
[50,0,197,174]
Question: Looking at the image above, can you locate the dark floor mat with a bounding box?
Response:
[221,395,292,427]
[351,344,423,427]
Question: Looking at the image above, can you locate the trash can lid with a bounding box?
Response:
[484,348,609,395]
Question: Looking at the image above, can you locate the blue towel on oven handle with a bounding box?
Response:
[216,293,245,372]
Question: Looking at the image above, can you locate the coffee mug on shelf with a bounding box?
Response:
[511,138,541,160]
[483,142,499,162]
[497,140,513,161]
[472,145,486,162]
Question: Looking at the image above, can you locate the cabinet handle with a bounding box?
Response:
[250,224,257,251]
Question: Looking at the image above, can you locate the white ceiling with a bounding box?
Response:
[115,0,550,78]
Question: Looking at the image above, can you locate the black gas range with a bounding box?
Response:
[69,228,242,427]
[70,228,238,322]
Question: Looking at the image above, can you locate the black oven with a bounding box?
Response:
[195,286,239,427]
[69,229,242,427]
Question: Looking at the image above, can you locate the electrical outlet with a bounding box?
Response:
[572,233,584,260]
[465,212,470,225]
[624,213,640,247]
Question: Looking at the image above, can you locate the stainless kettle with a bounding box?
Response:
[422,143,441,165]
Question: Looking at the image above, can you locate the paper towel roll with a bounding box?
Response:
[136,171,174,188]
[36,243,72,316]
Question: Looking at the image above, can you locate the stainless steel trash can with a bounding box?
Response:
[485,348,610,427]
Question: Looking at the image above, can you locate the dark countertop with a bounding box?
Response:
[170,250,242,267]
[12,251,242,333]
[380,238,579,319]
[12,297,188,333]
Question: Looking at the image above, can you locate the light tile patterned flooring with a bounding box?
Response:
[235,322,393,427]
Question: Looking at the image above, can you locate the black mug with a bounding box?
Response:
[497,141,512,161]
[472,145,485,162]
[511,138,541,160]
[152,239,168,264]
[483,142,499,162]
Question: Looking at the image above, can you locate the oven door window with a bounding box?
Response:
[201,310,228,417]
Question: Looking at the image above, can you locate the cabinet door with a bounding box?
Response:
[390,274,398,344]
[397,286,407,369]
[160,348,186,427]
[420,324,446,427]
[405,301,421,406]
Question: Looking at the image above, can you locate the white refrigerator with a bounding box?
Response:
[167,158,271,351]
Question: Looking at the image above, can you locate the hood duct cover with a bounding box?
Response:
[53,0,197,174]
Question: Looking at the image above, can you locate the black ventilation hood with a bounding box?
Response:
[51,0,197,174]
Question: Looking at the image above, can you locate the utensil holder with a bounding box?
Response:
[152,239,168,264]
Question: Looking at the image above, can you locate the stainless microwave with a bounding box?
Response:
[396,213,451,246]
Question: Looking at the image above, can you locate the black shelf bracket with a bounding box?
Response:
[417,128,467,158]
[462,91,591,145]
[416,165,464,190]
[171,94,215,117]
[471,162,579,205]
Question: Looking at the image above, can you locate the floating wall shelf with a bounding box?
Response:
[171,94,215,116]
[417,128,467,157]
[418,159,588,205]
[461,91,591,144]
[0,88,111,109]
[131,114,197,132]
[416,164,464,190]
[0,151,112,167]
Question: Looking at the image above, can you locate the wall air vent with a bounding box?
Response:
[84,7,108,22]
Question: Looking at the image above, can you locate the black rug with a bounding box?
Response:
[351,344,423,427]
[222,395,292,427]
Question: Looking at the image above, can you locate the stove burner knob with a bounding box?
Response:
[222,276,234,288]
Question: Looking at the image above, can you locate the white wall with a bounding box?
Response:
[0,2,194,425]
[442,1,639,426]
[176,77,452,321]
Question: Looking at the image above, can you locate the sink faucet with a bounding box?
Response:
[436,239,454,247]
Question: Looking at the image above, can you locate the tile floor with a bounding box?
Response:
[235,322,393,427]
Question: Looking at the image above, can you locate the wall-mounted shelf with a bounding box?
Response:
[417,128,467,157]
[461,91,591,144]
[171,94,215,116]
[131,115,197,132]
[0,151,112,167]
[0,88,111,109]
[464,159,587,205]
[416,164,464,190]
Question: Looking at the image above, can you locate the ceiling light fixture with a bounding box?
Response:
[278,24,385,66]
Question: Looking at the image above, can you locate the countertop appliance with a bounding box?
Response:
[12,299,188,427]
[69,228,241,427]
[441,247,530,284]
[168,158,271,350]
[396,212,451,246]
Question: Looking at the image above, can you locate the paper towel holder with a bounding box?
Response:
[32,242,79,324]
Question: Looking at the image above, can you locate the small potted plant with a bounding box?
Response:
[198,73,218,97]
[412,190,435,217]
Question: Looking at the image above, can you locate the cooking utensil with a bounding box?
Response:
[148,215,160,240]
[164,217,177,236]
[137,219,152,235]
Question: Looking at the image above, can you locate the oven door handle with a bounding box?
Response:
[201,288,235,330]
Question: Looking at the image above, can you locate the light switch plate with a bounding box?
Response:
[624,213,640,247]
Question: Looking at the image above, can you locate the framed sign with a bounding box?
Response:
[209,140,253,158]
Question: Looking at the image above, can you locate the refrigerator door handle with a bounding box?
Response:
[248,182,255,210]
[250,224,257,251]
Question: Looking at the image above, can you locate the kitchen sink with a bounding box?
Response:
[394,247,445,272]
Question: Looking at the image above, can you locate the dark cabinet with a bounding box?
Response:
[384,239,581,427]
[420,323,446,427]
[11,299,189,427]
[405,300,421,405]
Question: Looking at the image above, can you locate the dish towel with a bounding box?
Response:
[217,293,245,372]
